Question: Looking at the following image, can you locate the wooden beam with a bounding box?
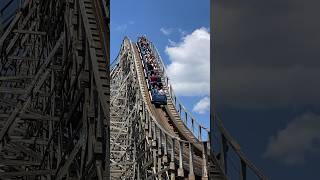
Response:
[0,159,40,166]
[13,29,46,35]
[0,170,55,178]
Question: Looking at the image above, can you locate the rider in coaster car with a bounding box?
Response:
[153,65,158,73]
[152,84,159,95]
[147,62,153,72]
[148,58,154,65]
[158,87,165,96]
[150,54,155,61]
[147,70,154,77]
[153,68,158,75]
[156,73,161,83]
[150,73,158,87]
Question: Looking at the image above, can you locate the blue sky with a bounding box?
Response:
[110,0,211,135]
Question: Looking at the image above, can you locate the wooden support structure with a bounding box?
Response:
[0,0,109,179]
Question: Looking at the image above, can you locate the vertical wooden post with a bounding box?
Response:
[185,112,188,125]
[152,123,157,175]
[188,143,195,180]
[192,118,195,134]
[163,133,168,163]
[158,129,162,156]
[148,117,152,139]
[152,123,157,147]
[202,141,209,180]
[158,129,163,179]
[198,125,202,140]
[170,138,176,180]
[158,151,162,179]
[177,141,184,177]
[153,145,158,176]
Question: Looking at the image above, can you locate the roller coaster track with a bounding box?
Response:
[0,0,109,179]
[110,37,268,180]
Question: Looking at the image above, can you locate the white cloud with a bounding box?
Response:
[160,28,191,36]
[168,39,177,46]
[113,21,135,32]
[193,97,210,114]
[114,24,127,32]
[178,28,187,36]
[263,112,320,165]
[166,27,210,96]
[160,27,173,35]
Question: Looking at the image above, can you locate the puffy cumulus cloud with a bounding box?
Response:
[193,97,210,114]
[263,112,320,165]
[160,27,173,36]
[166,27,210,96]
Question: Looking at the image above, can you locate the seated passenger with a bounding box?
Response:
[157,75,161,83]
[158,88,165,96]
[152,85,159,94]
[153,69,158,75]
[153,66,158,72]
[148,70,154,76]
[149,60,155,66]
[152,85,167,105]
[147,63,153,71]
[150,74,157,86]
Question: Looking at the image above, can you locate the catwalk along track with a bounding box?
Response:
[0,0,109,179]
[110,37,267,180]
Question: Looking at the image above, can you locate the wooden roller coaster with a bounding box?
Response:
[110,36,267,180]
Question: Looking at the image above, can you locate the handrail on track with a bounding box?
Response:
[211,113,268,180]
